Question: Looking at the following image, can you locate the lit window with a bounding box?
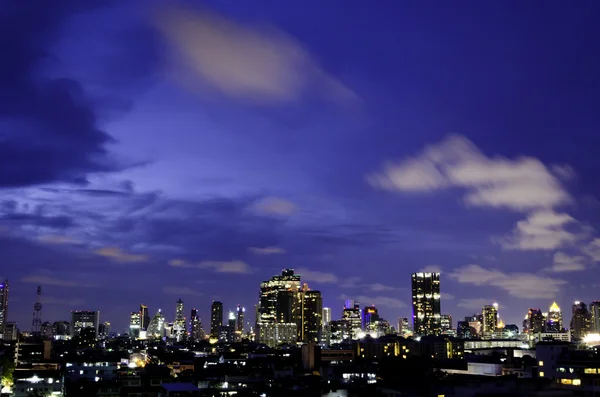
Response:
[560,379,572,385]
[539,361,544,366]
[584,368,597,374]
[539,372,544,377]
[573,379,581,386]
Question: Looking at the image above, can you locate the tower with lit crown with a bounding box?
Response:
[546,301,563,332]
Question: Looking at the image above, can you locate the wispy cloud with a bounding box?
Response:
[252,196,297,215]
[94,247,148,263]
[37,234,77,245]
[340,277,400,292]
[22,274,79,287]
[419,265,442,273]
[339,294,406,309]
[249,246,286,255]
[155,5,358,104]
[169,259,252,274]
[369,135,571,212]
[295,268,338,283]
[545,251,587,272]
[449,264,566,299]
[163,286,202,297]
[457,298,498,309]
[498,210,578,250]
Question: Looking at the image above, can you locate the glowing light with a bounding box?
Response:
[550,302,561,312]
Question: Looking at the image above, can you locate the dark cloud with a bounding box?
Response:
[0,0,157,187]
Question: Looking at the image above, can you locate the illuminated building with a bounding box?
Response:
[190,308,204,342]
[323,307,331,326]
[210,301,223,337]
[526,308,546,333]
[40,322,52,340]
[276,290,294,323]
[441,314,453,334]
[147,309,165,339]
[140,304,150,331]
[0,280,8,340]
[218,312,236,343]
[71,310,99,338]
[329,320,351,343]
[482,304,498,336]
[98,322,110,339]
[570,301,591,340]
[52,321,70,340]
[129,311,141,338]
[547,301,564,332]
[457,321,473,339]
[590,301,600,333]
[397,317,411,336]
[411,272,441,336]
[3,322,17,341]
[342,300,362,339]
[363,305,379,331]
[257,323,297,347]
[292,284,323,343]
[258,269,301,324]
[173,298,186,342]
[236,305,245,333]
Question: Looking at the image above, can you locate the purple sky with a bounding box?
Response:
[2,0,600,333]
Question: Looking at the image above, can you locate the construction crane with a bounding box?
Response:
[32,286,42,336]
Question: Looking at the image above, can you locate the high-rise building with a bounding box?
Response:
[98,322,111,339]
[0,280,8,339]
[71,310,99,338]
[276,290,294,323]
[257,323,297,347]
[236,305,245,333]
[411,272,441,336]
[342,300,362,339]
[3,322,17,341]
[147,309,165,340]
[40,322,53,340]
[397,317,411,336]
[323,308,332,326]
[210,301,223,337]
[258,269,301,324]
[292,284,322,343]
[140,304,150,331]
[52,321,70,340]
[441,314,453,333]
[173,298,186,342]
[525,309,545,334]
[570,301,591,340]
[482,304,498,335]
[590,301,600,333]
[546,302,564,332]
[190,308,204,342]
[363,305,379,331]
[129,311,141,338]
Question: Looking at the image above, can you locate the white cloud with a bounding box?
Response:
[457,298,498,309]
[249,246,286,255]
[545,251,587,272]
[252,196,297,215]
[37,234,77,245]
[295,268,338,283]
[22,274,79,287]
[420,265,442,273]
[94,247,148,263]
[169,259,252,274]
[449,264,566,299]
[163,286,202,297]
[499,210,578,250]
[442,292,455,300]
[155,5,357,104]
[339,294,406,309]
[584,238,600,262]
[369,135,571,212]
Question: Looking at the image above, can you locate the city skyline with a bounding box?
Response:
[2,1,600,334]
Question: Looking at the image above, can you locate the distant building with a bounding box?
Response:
[570,301,591,340]
[140,304,150,331]
[411,272,441,336]
[482,304,498,336]
[525,308,545,334]
[98,322,110,339]
[71,310,99,338]
[257,322,297,347]
[342,300,362,339]
[258,269,301,324]
[40,322,53,340]
[441,314,453,333]
[397,317,411,336]
[236,305,245,333]
[0,279,8,339]
[173,298,186,342]
[210,301,223,337]
[4,322,17,341]
[293,284,323,343]
[322,307,332,326]
[129,311,141,338]
[547,302,564,332]
[363,305,379,331]
[190,308,204,342]
[590,301,600,333]
[147,309,165,339]
[52,321,70,340]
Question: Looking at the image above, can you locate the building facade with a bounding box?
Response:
[210,301,223,337]
[482,304,498,335]
[0,280,8,339]
[71,310,99,338]
[411,272,441,336]
[570,301,591,340]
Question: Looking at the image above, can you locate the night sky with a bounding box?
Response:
[2,0,600,333]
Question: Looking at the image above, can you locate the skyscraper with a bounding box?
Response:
[71,310,99,338]
[140,304,150,331]
[236,305,245,333]
[482,304,498,335]
[129,311,141,338]
[342,300,362,339]
[210,301,223,337]
[590,301,600,333]
[411,272,441,336]
[570,301,591,340]
[363,305,379,332]
[173,298,186,342]
[397,317,411,336]
[546,302,563,332]
[147,309,165,339]
[293,284,322,343]
[0,280,8,340]
[322,308,332,326]
[258,269,301,324]
[441,314,453,333]
[190,308,204,342]
[526,308,546,333]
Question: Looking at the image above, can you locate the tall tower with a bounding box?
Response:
[292,283,323,343]
[190,308,204,342]
[590,301,600,333]
[322,308,331,326]
[173,298,186,342]
[140,304,150,331]
[32,286,42,336]
[570,301,591,340]
[411,272,441,336]
[0,280,8,339]
[547,302,563,332]
[482,304,498,335]
[258,269,301,324]
[210,301,223,337]
[236,305,245,333]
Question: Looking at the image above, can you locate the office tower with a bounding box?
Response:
[236,305,245,333]
[323,308,332,326]
[570,301,591,340]
[52,321,70,340]
[342,300,362,339]
[441,314,452,333]
[3,322,17,341]
[147,309,165,340]
[173,298,186,342]
[98,322,111,339]
[546,302,564,332]
[457,321,472,339]
[525,309,545,333]
[190,308,204,342]
[258,269,301,324]
[411,272,441,336]
[397,317,411,336]
[40,322,53,340]
[590,301,600,333]
[210,301,223,337]
[482,304,498,335]
[292,284,323,343]
[129,311,141,338]
[71,310,99,338]
[363,305,379,331]
[140,304,150,331]
[257,323,297,347]
[276,290,294,323]
[0,280,8,339]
